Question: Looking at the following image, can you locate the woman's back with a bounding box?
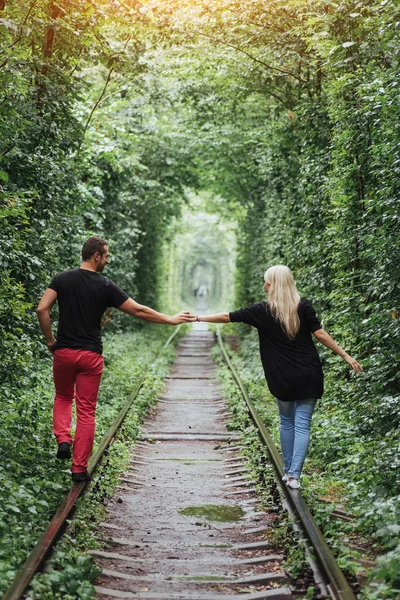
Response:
[229,298,324,402]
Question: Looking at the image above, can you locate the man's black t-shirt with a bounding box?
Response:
[229,298,324,402]
[48,268,129,354]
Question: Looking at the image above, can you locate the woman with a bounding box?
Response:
[196,265,362,489]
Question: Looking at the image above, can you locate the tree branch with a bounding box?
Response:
[92,75,139,107]
[245,18,289,35]
[81,66,115,141]
[80,34,132,143]
[191,29,309,84]
[224,54,289,105]
[0,94,12,106]
[0,0,39,69]
[69,46,84,76]
[1,143,15,157]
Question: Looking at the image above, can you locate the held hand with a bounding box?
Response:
[343,353,363,373]
[171,311,197,325]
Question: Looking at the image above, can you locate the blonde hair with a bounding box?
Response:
[264,265,301,339]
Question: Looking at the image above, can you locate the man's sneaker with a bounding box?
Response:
[71,471,92,483]
[287,478,301,489]
[56,442,71,459]
[282,473,289,482]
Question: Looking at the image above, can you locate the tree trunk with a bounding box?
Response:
[42,1,62,76]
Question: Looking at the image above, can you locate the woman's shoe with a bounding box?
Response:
[287,478,301,489]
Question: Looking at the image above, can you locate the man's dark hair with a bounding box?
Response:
[82,237,108,261]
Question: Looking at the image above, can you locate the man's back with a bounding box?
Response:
[49,268,128,354]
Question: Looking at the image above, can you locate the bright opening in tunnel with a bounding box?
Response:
[163,191,237,314]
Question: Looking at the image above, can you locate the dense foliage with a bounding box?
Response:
[0,0,195,390]
[1,0,399,597]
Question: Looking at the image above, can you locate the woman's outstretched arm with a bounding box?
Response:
[196,312,230,323]
[313,329,363,373]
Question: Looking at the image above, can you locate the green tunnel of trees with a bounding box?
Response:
[0,0,399,597]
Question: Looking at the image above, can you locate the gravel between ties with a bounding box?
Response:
[93,327,292,600]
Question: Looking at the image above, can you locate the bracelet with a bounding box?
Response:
[196,315,199,322]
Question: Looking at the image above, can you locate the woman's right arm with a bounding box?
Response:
[313,329,363,373]
[197,312,230,323]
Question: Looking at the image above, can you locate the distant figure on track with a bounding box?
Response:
[37,236,195,483]
[195,265,362,489]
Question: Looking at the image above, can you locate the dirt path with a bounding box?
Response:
[92,327,292,600]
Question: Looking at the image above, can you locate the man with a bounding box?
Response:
[37,236,195,483]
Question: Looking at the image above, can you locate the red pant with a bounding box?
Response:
[53,348,104,473]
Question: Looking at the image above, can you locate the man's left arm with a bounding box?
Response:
[37,288,58,352]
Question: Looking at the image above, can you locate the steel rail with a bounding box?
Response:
[3,326,181,600]
[216,326,356,600]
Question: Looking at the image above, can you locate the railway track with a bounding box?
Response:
[3,326,357,600]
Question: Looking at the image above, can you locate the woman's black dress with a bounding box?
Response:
[229,298,324,402]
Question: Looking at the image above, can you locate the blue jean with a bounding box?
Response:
[277,398,317,479]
